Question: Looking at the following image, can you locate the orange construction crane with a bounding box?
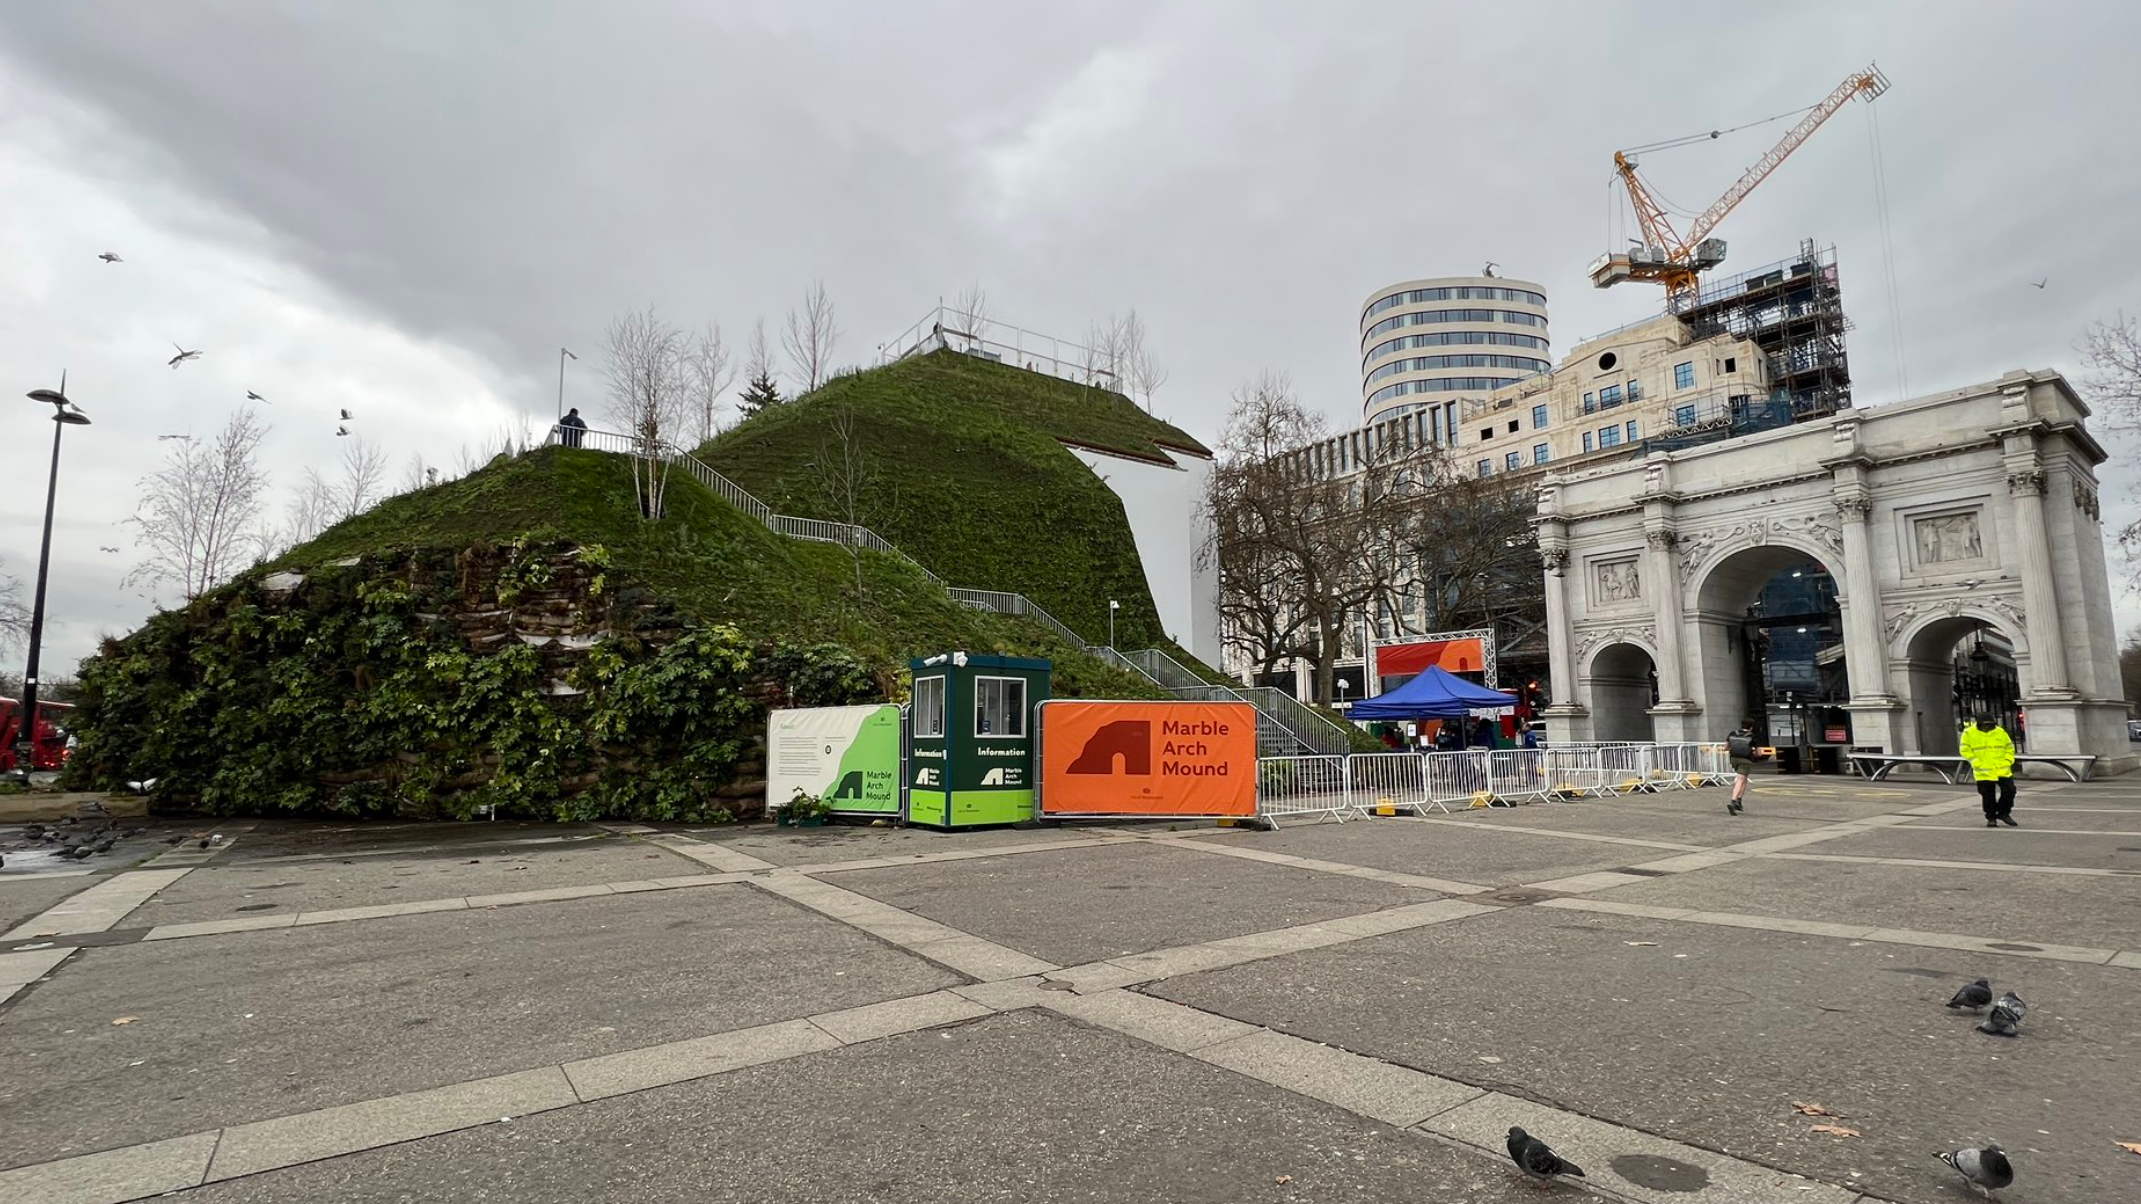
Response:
[1590,66,1890,306]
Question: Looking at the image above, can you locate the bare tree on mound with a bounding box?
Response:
[2082,313,2141,582]
[275,466,341,551]
[127,409,272,600]
[783,280,841,396]
[951,282,988,347]
[687,322,734,445]
[1121,309,1168,413]
[604,307,690,520]
[808,404,890,599]
[737,319,782,419]
[336,437,390,519]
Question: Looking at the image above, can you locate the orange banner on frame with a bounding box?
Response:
[1039,701,1259,817]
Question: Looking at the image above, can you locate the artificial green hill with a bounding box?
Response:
[65,446,1162,820]
[699,349,1209,653]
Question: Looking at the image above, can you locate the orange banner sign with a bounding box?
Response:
[1038,701,1259,817]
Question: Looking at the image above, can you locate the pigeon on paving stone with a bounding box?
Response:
[1507,1126,1585,1186]
[1977,991,2028,1037]
[1938,1144,2013,1198]
[1947,978,1994,1011]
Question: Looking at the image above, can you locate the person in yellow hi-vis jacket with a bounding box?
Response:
[1958,715,2018,828]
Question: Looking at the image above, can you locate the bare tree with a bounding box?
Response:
[1120,309,1168,412]
[127,409,273,599]
[0,558,28,652]
[1201,372,1410,705]
[807,405,884,598]
[603,307,690,520]
[951,282,989,345]
[737,318,782,419]
[335,438,390,519]
[280,467,341,549]
[782,280,841,395]
[686,323,735,445]
[2081,312,2141,578]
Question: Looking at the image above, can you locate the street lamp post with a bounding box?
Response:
[13,385,91,777]
[556,347,577,422]
[1108,599,1119,650]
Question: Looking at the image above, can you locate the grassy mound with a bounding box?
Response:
[65,447,1162,820]
[699,350,1209,652]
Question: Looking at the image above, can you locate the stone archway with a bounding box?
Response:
[1685,540,1838,745]
[1894,610,2027,756]
[1534,369,2133,770]
[1583,642,1658,741]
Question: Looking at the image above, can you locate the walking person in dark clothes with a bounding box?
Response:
[1724,717,1760,815]
[1960,714,2019,827]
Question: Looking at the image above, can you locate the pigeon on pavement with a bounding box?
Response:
[1977,991,2028,1037]
[1938,1144,2014,1197]
[1507,1126,1585,1185]
[1946,978,1993,1010]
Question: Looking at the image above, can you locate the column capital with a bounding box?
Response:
[1539,547,1569,576]
[1644,526,1681,550]
[1833,492,1875,521]
[2006,468,2047,496]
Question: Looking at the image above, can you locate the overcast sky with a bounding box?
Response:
[4,1,2140,674]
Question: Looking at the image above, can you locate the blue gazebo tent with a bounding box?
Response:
[1349,666,1519,720]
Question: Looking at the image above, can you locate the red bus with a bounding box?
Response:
[0,698,73,772]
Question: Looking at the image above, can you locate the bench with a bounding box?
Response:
[2014,754,2097,782]
[1847,752,2098,784]
[1848,753,1969,783]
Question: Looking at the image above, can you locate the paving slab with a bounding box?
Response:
[1152,904,2141,1204]
[1905,807,2141,833]
[202,820,607,862]
[1807,825,2141,873]
[1454,800,1814,848]
[1592,855,2141,952]
[678,822,1136,868]
[825,842,1423,968]
[1194,821,1642,889]
[0,873,98,934]
[132,838,704,927]
[0,884,957,1171]
[2,869,192,938]
[168,1010,1596,1204]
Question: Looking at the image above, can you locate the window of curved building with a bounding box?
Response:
[1362,329,1551,368]
[1364,353,1553,386]
[1362,309,1549,342]
[1364,285,1547,316]
[1365,376,1524,408]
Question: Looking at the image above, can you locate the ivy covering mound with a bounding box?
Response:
[698,349,1210,653]
[66,447,1163,821]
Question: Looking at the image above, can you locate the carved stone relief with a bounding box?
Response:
[1575,624,1657,665]
[1912,512,1983,565]
[1591,557,1642,606]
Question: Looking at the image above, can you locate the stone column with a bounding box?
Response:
[2008,466,2075,696]
[1643,525,1689,704]
[1833,490,1907,752]
[1538,537,1591,739]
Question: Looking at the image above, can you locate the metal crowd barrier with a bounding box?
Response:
[1253,742,1733,824]
[1347,752,1432,815]
[1254,755,1353,827]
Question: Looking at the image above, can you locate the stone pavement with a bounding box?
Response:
[2,772,2138,1203]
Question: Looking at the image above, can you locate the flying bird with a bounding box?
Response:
[98,252,123,264]
[1946,977,1993,1011]
[156,434,193,442]
[339,408,354,421]
[1506,1127,1585,1186]
[335,426,351,437]
[99,546,120,553]
[1937,1144,2014,1198]
[168,343,202,368]
[2029,278,2048,289]
[246,390,268,403]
